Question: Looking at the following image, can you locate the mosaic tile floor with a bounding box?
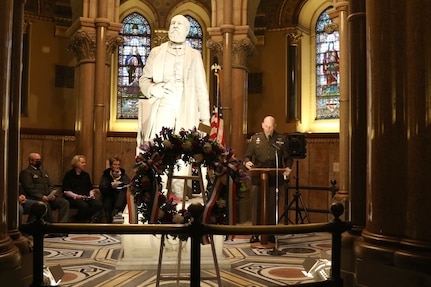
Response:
[42,232,332,286]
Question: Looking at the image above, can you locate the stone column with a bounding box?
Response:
[221,0,234,149]
[356,0,431,284]
[68,30,96,173]
[347,0,366,232]
[231,35,256,157]
[287,31,302,122]
[342,0,366,284]
[328,2,350,214]
[67,0,122,180]
[207,0,257,156]
[8,0,29,252]
[0,0,21,273]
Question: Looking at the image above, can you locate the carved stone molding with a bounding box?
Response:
[23,20,30,34]
[233,37,257,58]
[68,29,96,62]
[325,23,339,34]
[287,31,303,46]
[106,35,124,61]
[207,37,256,66]
[207,39,223,56]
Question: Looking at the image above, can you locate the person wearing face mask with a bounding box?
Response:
[99,156,130,223]
[19,152,70,223]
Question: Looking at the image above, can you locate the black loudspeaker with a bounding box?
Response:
[287,133,307,159]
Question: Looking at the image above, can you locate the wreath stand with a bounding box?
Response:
[156,165,222,287]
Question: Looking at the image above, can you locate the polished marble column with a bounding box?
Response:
[342,0,366,285]
[347,0,367,230]
[0,0,21,273]
[356,0,431,284]
[221,0,234,149]
[287,32,302,123]
[8,0,30,253]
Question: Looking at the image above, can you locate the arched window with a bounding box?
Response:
[184,15,203,54]
[117,12,151,119]
[315,8,340,119]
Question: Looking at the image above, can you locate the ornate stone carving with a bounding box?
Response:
[23,20,30,34]
[207,39,223,55]
[207,37,256,66]
[68,30,96,62]
[287,31,303,46]
[233,38,257,58]
[106,35,124,61]
[324,23,339,34]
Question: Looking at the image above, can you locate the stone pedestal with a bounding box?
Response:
[116,208,231,271]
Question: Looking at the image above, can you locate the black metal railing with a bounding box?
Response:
[20,201,352,287]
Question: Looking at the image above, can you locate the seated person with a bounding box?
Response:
[18,193,38,224]
[62,155,103,223]
[19,152,70,223]
[99,156,130,223]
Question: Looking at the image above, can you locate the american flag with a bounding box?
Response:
[209,63,225,147]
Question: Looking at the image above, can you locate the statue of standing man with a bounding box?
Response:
[139,14,211,142]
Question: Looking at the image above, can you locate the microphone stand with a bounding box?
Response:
[268,145,286,256]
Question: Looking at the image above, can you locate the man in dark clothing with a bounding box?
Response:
[19,152,70,223]
[243,116,293,243]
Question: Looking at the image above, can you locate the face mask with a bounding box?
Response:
[34,160,42,169]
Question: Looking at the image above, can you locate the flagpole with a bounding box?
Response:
[210,60,224,146]
[211,61,221,111]
[211,57,219,107]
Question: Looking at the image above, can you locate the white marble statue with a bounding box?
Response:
[137,15,211,199]
[138,14,211,142]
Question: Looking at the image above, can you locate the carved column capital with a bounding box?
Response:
[287,31,303,46]
[68,29,96,62]
[325,23,339,34]
[106,35,124,61]
[233,37,256,57]
[207,38,223,56]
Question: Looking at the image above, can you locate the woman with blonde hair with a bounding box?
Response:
[62,155,103,222]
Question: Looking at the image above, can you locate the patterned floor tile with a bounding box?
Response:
[42,233,332,286]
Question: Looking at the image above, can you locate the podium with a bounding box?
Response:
[247,168,282,249]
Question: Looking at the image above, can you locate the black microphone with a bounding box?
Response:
[272,143,280,151]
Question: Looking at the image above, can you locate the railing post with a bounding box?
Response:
[22,201,48,287]
[329,202,350,287]
[188,202,204,287]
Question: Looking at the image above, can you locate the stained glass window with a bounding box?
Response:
[315,8,340,119]
[117,12,151,119]
[185,15,203,54]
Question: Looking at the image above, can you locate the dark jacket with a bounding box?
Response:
[244,131,293,169]
[99,168,130,197]
[19,165,56,200]
[62,169,93,196]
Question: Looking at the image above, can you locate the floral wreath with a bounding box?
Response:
[130,127,248,241]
